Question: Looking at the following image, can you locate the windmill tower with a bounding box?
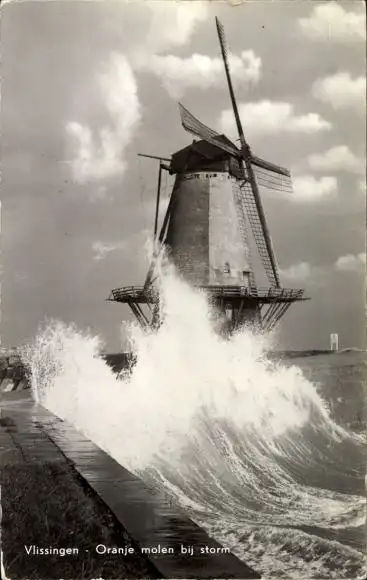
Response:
[108,18,307,332]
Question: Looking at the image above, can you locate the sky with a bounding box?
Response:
[0,0,366,351]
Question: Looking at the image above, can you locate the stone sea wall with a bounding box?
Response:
[0,352,136,393]
[0,353,29,392]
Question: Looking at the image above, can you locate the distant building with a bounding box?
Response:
[330,333,339,351]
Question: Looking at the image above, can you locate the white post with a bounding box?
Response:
[330,333,339,351]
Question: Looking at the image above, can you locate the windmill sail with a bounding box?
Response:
[251,156,293,193]
[240,180,280,287]
[253,166,293,194]
[216,17,280,287]
[215,17,248,153]
[251,156,290,177]
[179,104,240,157]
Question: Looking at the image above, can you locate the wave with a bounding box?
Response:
[21,269,366,578]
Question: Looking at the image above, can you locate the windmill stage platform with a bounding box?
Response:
[108,284,307,332]
[109,285,305,303]
[0,390,260,579]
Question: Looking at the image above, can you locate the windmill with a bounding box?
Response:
[108,18,307,333]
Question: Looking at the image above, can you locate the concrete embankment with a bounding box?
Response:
[0,391,260,579]
[0,393,158,579]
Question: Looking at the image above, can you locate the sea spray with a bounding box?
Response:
[22,271,327,466]
[21,269,366,578]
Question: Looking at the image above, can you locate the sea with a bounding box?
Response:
[21,271,366,579]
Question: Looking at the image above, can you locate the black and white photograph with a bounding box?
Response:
[0,0,366,578]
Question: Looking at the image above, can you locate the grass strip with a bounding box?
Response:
[0,461,160,579]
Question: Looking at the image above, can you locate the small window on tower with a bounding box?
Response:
[224,262,231,274]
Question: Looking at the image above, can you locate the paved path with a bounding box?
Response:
[1,391,260,579]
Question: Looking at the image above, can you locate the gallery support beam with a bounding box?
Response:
[154,163,163,240]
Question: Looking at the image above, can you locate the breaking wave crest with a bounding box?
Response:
[21,270,366,578]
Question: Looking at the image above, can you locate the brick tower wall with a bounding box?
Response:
[165,173,210,285]
[165,171,251,286]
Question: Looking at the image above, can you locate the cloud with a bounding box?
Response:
[335,253,366,272]
[279,253,366,288]
[66,53,141,184]
[138,51,261,99]
[65,3,209,186]
[312,73,366,111]
[144,0,209,54]
[220,101,331,137]
[298,2,366,42]
[292,175,337,202]
[92,240,126,261]
[281,254,367,284]
[308,146,365,174]
[280,261,313,283]
[88,185,113,203]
